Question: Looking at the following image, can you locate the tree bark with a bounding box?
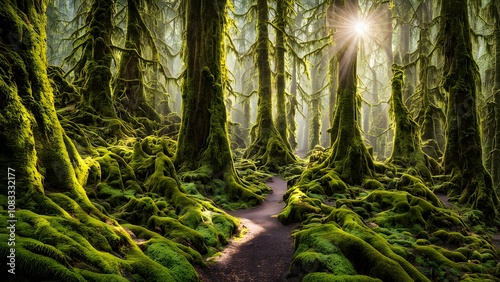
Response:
[243,0,296,171]
[175,0,262,204]
[439,0,499,218]
[325,0,374,184]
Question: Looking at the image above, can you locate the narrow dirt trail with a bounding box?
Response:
[197,176,299,282]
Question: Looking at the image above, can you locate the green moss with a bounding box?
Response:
[303,273,382,282]
[144,242,198,282]
[363,179,384,190]
[293,223,420,281]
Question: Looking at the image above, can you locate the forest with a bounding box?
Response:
[1,0,500,281]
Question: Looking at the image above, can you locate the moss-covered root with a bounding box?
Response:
[244,126,297,172]
[386,65,440,181]
[291,210,429,281]
[0,203,199,281]
[278,167,347,224]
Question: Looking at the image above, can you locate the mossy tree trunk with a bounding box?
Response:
[490,0,500,193]
[415,0,445,160]
[73,0,117,117]
[287,9,303,151]
[325,0,374,184]
[395,0,415,110]
[275,0,290,147]
[243,0,296,171]
[326,55,338,148]
[113,0,160,122]
[387,65,438,181]
[287,56,299,150]
[0,0,90,201]
[308,53,324,151]
[438,0,499,218]
[175,0,262,203]
[367,67,380,156]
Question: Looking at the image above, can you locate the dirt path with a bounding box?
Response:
[197,176,299,282]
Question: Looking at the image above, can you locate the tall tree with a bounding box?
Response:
[69,0,117,117]
[243,0,296,171]
[415,0,446,160]
[275,0,291,145]
[0,1,179,280]
[438,0,499,218]
[175,0,262,204]
[387,65,438,181]
[485,0,500,193]
[113,0,161,122]
[324,0,374,184]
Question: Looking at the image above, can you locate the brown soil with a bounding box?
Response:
[196,176,299,282]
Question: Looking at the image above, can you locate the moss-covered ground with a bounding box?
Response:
[280,149,500,281]
[2,64,498,281]
[0,79,269,280]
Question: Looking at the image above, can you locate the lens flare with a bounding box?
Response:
[354,20,369,36]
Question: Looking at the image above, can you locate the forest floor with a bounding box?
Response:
[196,176,299,282]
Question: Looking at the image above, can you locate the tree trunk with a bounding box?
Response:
[387,65,438,181]
[175,0,262,204]
[275,0,290,147]
[308,54,323,151]
[113,0,160,122]
[79,0,116,117]
[326,55,338,148]
[491,4,500,193]
[288,56,298,150]
[325,0,374,184]
[439,0,499,218]
[243,0,296,171]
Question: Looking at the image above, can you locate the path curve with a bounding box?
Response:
[197,176,299,282]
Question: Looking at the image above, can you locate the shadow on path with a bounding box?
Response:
[197,176,299,282]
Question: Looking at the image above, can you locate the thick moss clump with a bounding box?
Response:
[85,140,240,256]
[283,161,498,280]
[291,212,425,281]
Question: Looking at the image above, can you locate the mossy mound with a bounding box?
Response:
[0,196,197,281]
[84,138,240,256]
[282,164,500,281]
